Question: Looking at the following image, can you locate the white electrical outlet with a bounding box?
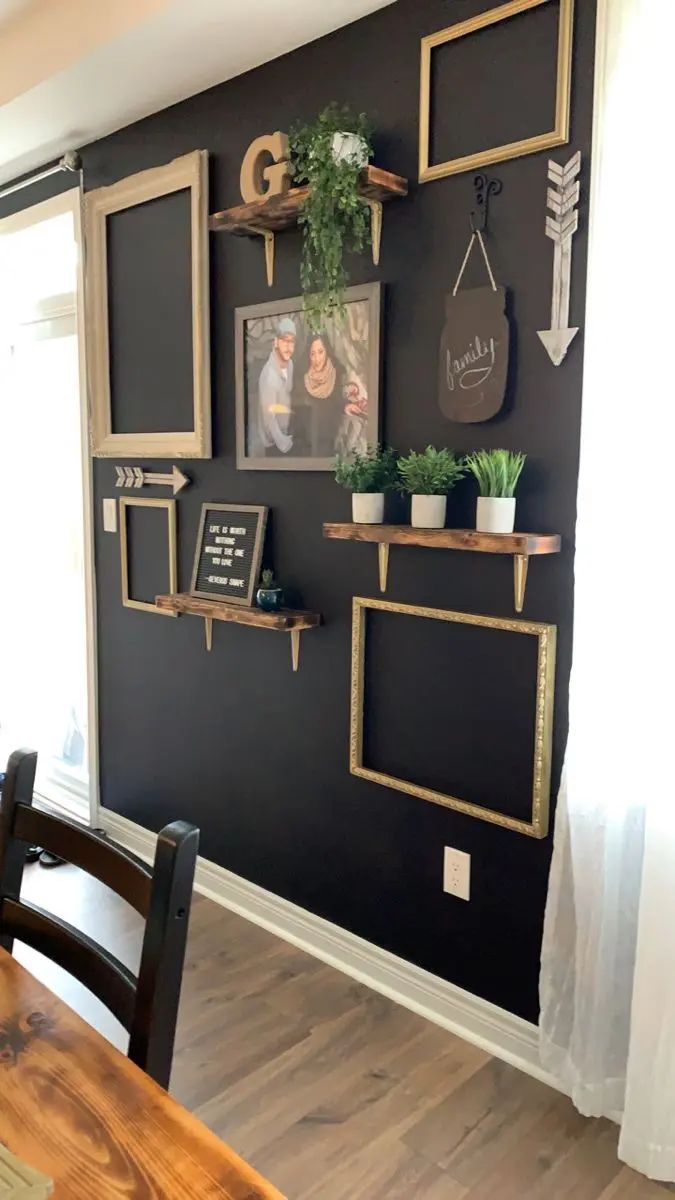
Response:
[102,498,117,533]
[443,846,471,901]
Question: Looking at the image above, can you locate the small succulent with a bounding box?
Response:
[334,444,398,493]
[397,446,465,496]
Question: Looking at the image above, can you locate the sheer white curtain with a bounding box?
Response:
[539,0,675,1181]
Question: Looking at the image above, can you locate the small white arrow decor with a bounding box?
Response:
[538,151,581,366]
[115,464,190,495]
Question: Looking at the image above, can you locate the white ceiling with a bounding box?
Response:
[0,0,34,22]
[0,0,396,188]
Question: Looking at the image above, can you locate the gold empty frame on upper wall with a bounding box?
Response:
[418,0,574,183]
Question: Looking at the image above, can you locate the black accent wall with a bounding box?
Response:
[9,0,597,1023]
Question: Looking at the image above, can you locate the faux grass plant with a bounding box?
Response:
[464,449,526,498]
[397,446,465,495]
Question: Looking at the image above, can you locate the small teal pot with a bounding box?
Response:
[256,586,284,612]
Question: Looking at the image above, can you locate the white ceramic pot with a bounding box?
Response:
[476,496,516,534]
[331,132,369,167]
[352,492,384,524]
[411,494,446,529]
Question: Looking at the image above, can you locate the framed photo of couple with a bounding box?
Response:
[235,282,382,471]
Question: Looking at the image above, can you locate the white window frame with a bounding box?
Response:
[0,188,99,826]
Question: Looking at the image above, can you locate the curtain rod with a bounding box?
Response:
[0,151,82,203]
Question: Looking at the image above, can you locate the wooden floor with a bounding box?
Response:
[14,861,672,1200]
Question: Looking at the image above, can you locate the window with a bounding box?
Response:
[0,191,96,820]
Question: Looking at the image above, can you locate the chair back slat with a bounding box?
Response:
[0,749,199,1090]
[13,807,152,917]
[0,749,37,945]
[130,821,200,1084]
[0,897,136,1030]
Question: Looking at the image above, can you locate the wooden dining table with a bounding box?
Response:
[0,947,285,1199]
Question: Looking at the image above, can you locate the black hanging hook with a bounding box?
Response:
[470,173,503,234]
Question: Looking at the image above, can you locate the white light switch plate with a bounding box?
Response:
[103,498,118,533]
[443,846,471,901]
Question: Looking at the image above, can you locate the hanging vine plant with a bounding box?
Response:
[289,103,373,331]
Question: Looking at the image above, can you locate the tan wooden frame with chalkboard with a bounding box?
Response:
[350,597,556,838]
[190,503,268,607]
[119,496,177,616]
[419,0,574,183]
[86,150,211,458]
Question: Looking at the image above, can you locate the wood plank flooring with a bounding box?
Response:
[13,861,672,1200]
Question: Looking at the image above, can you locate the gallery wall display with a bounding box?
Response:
[85,0,599,1026]
[350,597,556,837]
[86,150,211,458]
[119,497,177,616]
[419,0,574,183]
[537,151,581,365]
[235,282,382,471]
[190,503,268,607]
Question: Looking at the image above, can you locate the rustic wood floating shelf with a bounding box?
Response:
[155,593,321,671]
[209,166,408,285]
[322,524,561,613]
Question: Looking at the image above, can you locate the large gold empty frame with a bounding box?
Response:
[350,596,556,837]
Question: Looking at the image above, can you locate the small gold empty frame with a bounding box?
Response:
[119,497,177,616]
[350,597,556,837]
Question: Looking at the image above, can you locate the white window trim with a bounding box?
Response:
[0,187,100,827]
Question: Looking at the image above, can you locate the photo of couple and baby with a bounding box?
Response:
[236,283,381,471]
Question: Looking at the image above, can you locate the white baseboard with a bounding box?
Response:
[99,806,561,1094]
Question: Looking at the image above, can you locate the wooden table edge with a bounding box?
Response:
[0,948,287,1200]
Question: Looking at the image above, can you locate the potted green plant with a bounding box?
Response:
[335,444,398,523]
[464,448,526,534]
[397,446,465,529]
[289,102,373,331]
[256,568,284,612]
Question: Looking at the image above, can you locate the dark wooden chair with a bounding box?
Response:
[0,748,199,1090]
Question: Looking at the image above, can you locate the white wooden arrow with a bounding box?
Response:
[115,464,190,495]
[538,151,581,366]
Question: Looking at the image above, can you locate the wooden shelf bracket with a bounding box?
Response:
[210,166,407,286]
[365,198,383,265]
[156,593,320,672]
[290,629,301,673]
[261,229,275,286]
[322,524,560,614]
[239,225,275,286]
[513,554,529,614]
[378,543,390,593]
[202,616,303,669]
[376,542,531,609]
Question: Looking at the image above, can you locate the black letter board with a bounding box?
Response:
[190,503,267,606]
